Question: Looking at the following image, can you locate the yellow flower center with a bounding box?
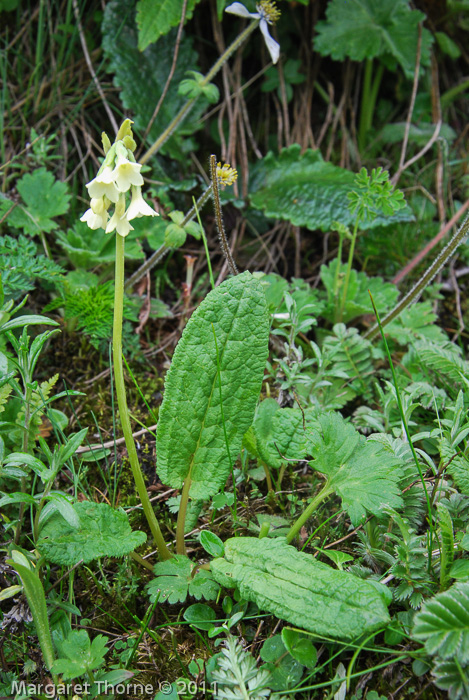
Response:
[216,162,238,188]
[258,0,280,24]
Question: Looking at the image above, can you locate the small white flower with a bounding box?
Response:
[86,166,120,203]
[106,195,134,238]
[225,1,280,64]
[80,207,107,230]
[111,154,144,192]
[126,186,159,220]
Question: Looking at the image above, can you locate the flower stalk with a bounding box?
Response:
[113,233,172,560]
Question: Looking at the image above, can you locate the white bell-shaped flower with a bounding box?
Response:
[86,166,120,203]
[111,154,144,193]
[106,194,134,238]
[126,186,159,221]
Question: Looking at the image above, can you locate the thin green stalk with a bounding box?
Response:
[286,483,333,544]
[195,196,215,290]
[140,20,259,165]
[364,212,469,340]
[113,234,172,560]
[338,218,360,321]
[368,292,434,567]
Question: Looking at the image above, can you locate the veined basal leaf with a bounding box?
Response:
[249,145,414,232]
[211,537,391,639]
[156,271,269,499]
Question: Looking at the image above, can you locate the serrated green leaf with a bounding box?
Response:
[136,0,202,50]
[147,555,192,603]
[211,537,390,638]
[249,146,414,232]
[432,657,469,700]
[188,570,220,601]
[314,0,433,78]
[6,168,70,236]
[146,555,220,603]
[413,583,469,662]
[156,271,269,499]
[305,412,403,525]
[52,630,108,680]
[36,501,146,565]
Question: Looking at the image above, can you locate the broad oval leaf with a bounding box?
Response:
[156,271,269,499]
[36,501,146,565]
[249,145,414,232]
[211,537,391,639]
[137,0,202,51]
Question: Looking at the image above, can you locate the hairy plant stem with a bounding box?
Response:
[364,212,469,340]
[124,185,214,291]
[140,19,259,165]
[113,234,172,560]
[210,155,238,275]
[286,483,333,544]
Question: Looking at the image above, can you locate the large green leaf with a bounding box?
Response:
[211,537,391,639]
[314,0,433,78]
[249,146,414,231]
[136,0,202,50]
[102,0,209,157]
[305,412,404,525]
[156,271,269,499]
[36,502,146,565]
[413,583,469,662]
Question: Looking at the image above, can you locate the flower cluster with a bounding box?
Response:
[80,120,158,237]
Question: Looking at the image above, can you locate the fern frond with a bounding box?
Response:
[414,340,469,390]
[212,635,272,700]
[323,323,374,398]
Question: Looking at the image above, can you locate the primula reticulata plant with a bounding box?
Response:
[2,1,469,697]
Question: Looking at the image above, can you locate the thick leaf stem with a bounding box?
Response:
[113,234,172,560]
[286,483,333,544]
[364,212,469,339]
[140,20,259,165]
